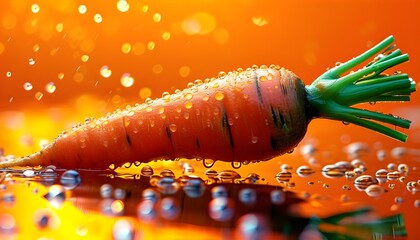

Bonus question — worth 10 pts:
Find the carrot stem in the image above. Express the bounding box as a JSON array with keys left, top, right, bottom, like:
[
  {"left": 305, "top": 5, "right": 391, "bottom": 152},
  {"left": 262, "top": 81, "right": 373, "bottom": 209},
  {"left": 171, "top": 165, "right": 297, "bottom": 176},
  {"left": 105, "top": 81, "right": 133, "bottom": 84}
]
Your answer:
[{"left": 306, "top": 36, "right": 416, "bottom": 142}]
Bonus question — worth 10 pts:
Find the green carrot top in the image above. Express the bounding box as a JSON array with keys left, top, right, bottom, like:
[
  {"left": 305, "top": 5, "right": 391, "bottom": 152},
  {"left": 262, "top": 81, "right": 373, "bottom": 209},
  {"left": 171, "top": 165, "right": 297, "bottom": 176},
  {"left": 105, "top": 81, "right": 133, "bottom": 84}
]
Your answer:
[{"left": 306, "top": 35, "right": 416, "bottom": 142}]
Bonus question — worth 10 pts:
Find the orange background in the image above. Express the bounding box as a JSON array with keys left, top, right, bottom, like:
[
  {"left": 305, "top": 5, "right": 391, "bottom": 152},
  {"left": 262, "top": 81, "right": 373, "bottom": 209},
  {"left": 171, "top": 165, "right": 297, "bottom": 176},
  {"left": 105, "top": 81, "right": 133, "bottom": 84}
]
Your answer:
[{"left": 0, "top": 0, "right": 419, "bottom": 238}]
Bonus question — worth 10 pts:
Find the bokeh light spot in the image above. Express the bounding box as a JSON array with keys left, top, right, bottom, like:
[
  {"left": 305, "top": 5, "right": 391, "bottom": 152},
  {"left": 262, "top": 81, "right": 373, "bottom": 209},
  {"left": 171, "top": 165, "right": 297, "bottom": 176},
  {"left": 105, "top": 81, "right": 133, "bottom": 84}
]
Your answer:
[
  {"left": 179, "top": 66, "right": 190, "bottom": 78},
  {"left": 121, "top": 43, "right": 131, "bottom": 54},
  {"left": 100, "top": 66, "right": 112, "bottom": 78},
  {"left": 120, "top": 73, "right": 134, "bottom": 87},
  {"left": 139, "top": 87, "right": 152, "bottom": 99},
  {"left": 116, "top": 0, "right": 130, "bottom": 13}
]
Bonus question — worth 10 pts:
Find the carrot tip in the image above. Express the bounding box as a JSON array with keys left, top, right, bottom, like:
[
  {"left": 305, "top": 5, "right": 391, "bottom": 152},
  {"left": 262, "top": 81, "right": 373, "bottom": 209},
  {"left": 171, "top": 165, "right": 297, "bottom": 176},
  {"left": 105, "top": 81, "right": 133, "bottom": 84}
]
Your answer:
[{"left": 306, "top": 36, "right": 416, "bottom": 142}]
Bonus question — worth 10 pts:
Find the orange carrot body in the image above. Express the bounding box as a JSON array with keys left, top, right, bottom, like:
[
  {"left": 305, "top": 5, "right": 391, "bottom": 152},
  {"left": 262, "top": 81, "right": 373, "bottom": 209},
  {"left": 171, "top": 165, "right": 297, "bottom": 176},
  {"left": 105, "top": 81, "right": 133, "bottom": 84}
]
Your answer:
[{"left": 1, "top": 67, "right": 309, "bottom": 169}]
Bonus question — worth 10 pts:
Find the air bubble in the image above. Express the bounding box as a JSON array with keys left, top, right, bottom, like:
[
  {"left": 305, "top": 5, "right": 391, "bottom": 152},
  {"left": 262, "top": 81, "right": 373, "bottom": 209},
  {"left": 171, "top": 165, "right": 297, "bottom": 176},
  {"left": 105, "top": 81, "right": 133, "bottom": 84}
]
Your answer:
[
  {"left": 6, "top": 72, "right": 12, "bottom": 77},
  {"left": 29, "top": 58, "right": 35, "bottom": 65}
]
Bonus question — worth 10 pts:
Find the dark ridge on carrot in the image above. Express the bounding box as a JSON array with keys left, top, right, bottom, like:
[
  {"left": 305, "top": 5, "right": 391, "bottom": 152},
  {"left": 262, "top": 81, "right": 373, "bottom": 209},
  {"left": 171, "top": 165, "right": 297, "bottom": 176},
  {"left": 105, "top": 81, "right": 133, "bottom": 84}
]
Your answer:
[
  {"left": 221, "top": 108, "right": 235, "bottom": 148},
  {"left": 254, "top": 74, "right": 264, "bottom": 104}
]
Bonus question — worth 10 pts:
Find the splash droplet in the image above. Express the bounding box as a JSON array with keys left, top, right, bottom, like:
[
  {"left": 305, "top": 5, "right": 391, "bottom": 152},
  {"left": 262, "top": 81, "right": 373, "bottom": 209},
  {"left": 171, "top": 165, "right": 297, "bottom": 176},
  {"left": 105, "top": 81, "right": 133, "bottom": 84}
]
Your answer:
[
  {"left": 78, "top": 5, "right": 87, "bottom": 14},
  {"left": 23, "top": 82, "right": 33, "bottom": 91},
  {"left": 152, "top": 13, "right": 162, "bottom": 22},
  {"left": 94, "top": 14, "right": 103, "bottom": 23},
  {"left": 116, "top": 0, "right": 130, "bottom": 12},
  {"left": 45, "top": 82, "right": 56, "bottom": 93},
  {"left": 31, "top": 4, "right": 40, "bottom": 13},
  {"left": 100, "top": 66, "right": 112, "bottom": 78},
  {"left": 120, "top": 73, "right": 134, "bottom": 87}
]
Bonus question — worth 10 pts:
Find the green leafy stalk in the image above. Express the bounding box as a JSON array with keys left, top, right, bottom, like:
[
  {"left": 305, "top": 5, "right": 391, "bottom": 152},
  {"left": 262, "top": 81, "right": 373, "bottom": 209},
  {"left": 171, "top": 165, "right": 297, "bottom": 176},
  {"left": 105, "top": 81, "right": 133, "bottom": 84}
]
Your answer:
[{"left": 306, "top": 35, "right": 416, "bottom": 142}]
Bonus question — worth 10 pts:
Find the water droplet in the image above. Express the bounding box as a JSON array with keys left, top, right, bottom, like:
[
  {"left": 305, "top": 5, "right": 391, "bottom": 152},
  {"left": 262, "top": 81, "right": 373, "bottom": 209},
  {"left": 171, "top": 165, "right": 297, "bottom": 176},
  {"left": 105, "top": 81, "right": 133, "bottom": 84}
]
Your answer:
[
  {"left": 365, "top": 184, "right": 386, "bottom": 198},
  {"left": 114, "top": 188, "right": 126, "bottom": 200},
  {"left": 100, "top": 66, "right": 112, "bottom": 78},
  {"left": 204, "top": 168, "right": 218, "bottom": 178},
  {"left": 137, "top": 200, "right": 157, "bottom": 222},
  {"left": 398, "top": 163, "right": 409, "bottom": 175},
  {"left": 238, "top": 188, "right": 256, "bottom": 205},
  {"left": 60, "top": 170, "right": 81, "bottom": 190},
  {"left": 280, "top": 164, "right": 293, "bottom": 171},
  {"left": 0, "top": 213, "right": 17, "bottom": 234},
  {"left": 31, "top": 4, "right": 40, "bottom": 13},
  {"left": 231, "top": 161, "right": 241, "bottom": 169},
  {"left": 142, "top": 188, "right": 159, "bottom": 203},
  {"left": 208, "top": 197, "right": 234, "bottom": 222},
  {"left": 387, "top": 163, "right": 397, "bottom": 171},
  {"left": 270, "top": 189, "right": 285, "bottom": 204},
  {"left": 120, "top": 73, "right": 134, "bottom": 87},
  {"left": 251, "top": 136, "right": 258, "bottom": 144},
  {"left": 78, "top": 5, "right": 87, "bottom": 14},
  {"left": 387, "top": 171, "right": 401, "bottom": 181},
  {"left": 153, "top": 13, "right": 162, "bottom": 22},
  {"left": 147, "top": 41, "right": 155, "bottom": 50},
  {"left": 162, "top": 31, "right": 171, "bottom": 40},
  {"left": 395, "top": 196, "right": 404, "bottom": 204},
  {"left": 44, "top": 82, "right": 56, "bottom": 93},
  {"left": 235, "top": 214, "right": 269, "bottom": 240},
  {"left": 156, "top": 177, "right": 179, "bottom": 195},
  {"left": 275, "top": 171, "right": 292, "bottom": 183},
  {"left": 217, "top": 170, "right": 241, "bottom": 183},
  {"left": 160, "top": 169, "right": 175, "bottom": 178},
  {"left": 185, "top": 93, "right": 193, "bottom": 100},
  {"left": 375, "top": 169, "right": 388, "bottom": 183},
  {"left": 214, "top": 91, "right": 224, "bottom": 100},
  {"left": 140, "top": 165, "right": 154, "bottom": 177},
  {"left": 414, "top": 200, "right": 420, "bottom": 208},
  {"left": 6, "top": 71, "right": 12, "bottom": 78},
  {"left": 218, "top": 71, "right": 227, "bottom": 78},
  {"left": 184, "top": 101, "right": 193, "bottom": 109},
  {"left": 93, "top": 13, "right": 103, "bottom": 23},
  {"left": 112, "top": 219, "right": 134, "bottom": 240},
  {"left": 183, "top": 177, "right": 205, "bottom": 198},
  {"left": 296, "top": 165, "right": 315, "bottom": 177},
  {"left": 322, "top": 164, "right": 346, "bottom": 178},
  {"left": 23, "top": 169, "right": 36, "bottom": 177},
  {"left": 116, "top": 0, "right": 130, "bottom": 12},
  {"left": 354, "top": 175, "right": 378, "bottom": 191},
  {"left": 158, "top": 197, "right": 179, "bottom": 220},
  {"left": 34, "top": 91, "right": 43, "bottom": 100},
  {"left": 23, "top": 82, "right": 33, "bottom": 91},
  {"left": 44, "top": 185, "right": 65, "bottom": 208},
  {"left": 100, "top": 184, "right": 113, "bottom": 198}
]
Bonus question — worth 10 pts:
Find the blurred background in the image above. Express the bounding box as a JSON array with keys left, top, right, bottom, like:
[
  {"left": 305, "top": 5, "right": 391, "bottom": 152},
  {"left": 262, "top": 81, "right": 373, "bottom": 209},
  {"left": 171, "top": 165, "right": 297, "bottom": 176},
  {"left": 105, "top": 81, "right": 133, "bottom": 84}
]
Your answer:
[{"left": 0, "top": 0, "right": 419, "bottom": 238}]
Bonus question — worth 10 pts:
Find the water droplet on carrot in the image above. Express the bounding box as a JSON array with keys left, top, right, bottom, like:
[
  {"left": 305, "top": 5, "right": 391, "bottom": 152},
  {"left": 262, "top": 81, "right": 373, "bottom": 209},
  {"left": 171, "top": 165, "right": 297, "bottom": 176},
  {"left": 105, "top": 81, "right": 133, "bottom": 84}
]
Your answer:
[
  {"left": 140, "top": 165, "right": 154, "bottom": 177},
  {"left": 214, "top": 92, "right": 224, "bottom": 101},
  {"left": 169, "top": 124, "right": 177, "bottom": 133},
  {"left": 184, "top": 101, "right": 193, "bottom": 109},
  {"left": 251, "top": 136, "right": 258, "bottom": 143},
  {"left": 203, "top": 159, "right": 215, "bottom": 168}
]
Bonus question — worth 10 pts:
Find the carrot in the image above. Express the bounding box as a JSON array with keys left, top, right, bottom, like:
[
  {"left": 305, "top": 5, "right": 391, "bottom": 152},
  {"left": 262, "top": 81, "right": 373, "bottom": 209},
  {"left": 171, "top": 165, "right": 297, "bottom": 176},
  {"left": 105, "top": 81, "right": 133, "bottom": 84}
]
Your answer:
[{"left": 0, "top": 36, "right": 415, "bottom": 169}]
